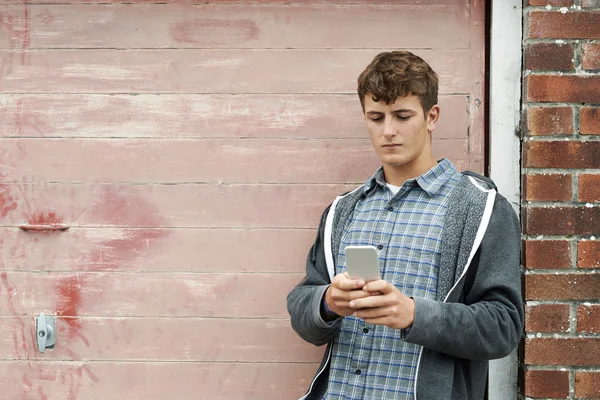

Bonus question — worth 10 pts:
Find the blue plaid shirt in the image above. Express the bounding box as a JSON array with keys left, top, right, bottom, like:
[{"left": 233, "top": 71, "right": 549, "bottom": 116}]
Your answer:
[{"left": 324, "top": 159, "right": 462, "bottom": 400}]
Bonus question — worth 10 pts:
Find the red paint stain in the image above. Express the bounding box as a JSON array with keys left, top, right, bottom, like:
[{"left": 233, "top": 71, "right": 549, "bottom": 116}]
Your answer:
[
  {"left": 87, "top": 186, "right": 168, "bottom": 271},
  {"left": 55, "top": 275, "right": 82, "bottom": 329},
  {"left": 0, "top": 184, "right": 18, "bottom": 218},
  {"left": 0, "top": 272, "right": 17, "bottom": 315},
  {"left": 0, "top": 6, "right": 31, "bottom": 57},
  {"left": 37, "top": 387, "right": 48, "bottom": 400},
  {"left": 170, "top": 18, "right": 259, "bottom": 45},
  {"left": 27, "top": 211, "right": 63, "bottom": 225},
  {"left": 88, "top": 228, "right": 164, "bottom": 271}
]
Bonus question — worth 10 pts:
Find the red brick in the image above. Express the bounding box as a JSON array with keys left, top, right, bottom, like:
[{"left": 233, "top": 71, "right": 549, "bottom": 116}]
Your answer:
[
  {"left": 527, "top": 75, "right": 600, "bottom": 103},
  {"left": 526, "top": 304, "right": 571, "bottom": 332},
  {"left": 579, "top": 175, "right": 600, "bottom": 203},
  {"left": 523, "top": 141, "right": 600, "bottom": 169},
  {"left": 525, "top": 174, "right": 572, "bottom": 201},
  {"left": 526, "top": 338, "right": 600, "bottom": 365},
  {"left": 578, "top": 305, "right": 600, "bottom": 332},
  {"left": 529, "top": 11, "right": 600, "bottom": 39},
  {"left": 576, "top": 372, "right": 600, "bottom": 398},
  {"left": 583, "top": 43, "right": 600, "bottom": 70},
  {"left": 583, "top": 0, "right": 600, "bottom": 7},
  {"left": 526, "top": 42, "right": 575, "bottom": 71},
  {"left": 525, "top": 207, "right": 600, "bottom": 235},
  {"left": 580, "top": 107, "right": 600, "bottom": 135},
  {"left": 578, "top": 241, "right": 600, "bottom": 268},
  {"left": 529, "top": 0, "right": 572, "bottom": 5},
  {"left": 527, "top": 107, "right": 574, "bottom": 135},
  {"left": 525, "top": 370, "right": 570, "bottom": 398},
  {"left": 525, "top": 240, "right": 572, "bottom": 269},
  {"left": 526, "top": 274, "right": 600, "bottom": 300}
]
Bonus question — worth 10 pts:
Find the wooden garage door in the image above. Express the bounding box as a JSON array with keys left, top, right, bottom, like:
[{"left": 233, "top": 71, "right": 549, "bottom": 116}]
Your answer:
[{"left": 0, "top": 1, "right": 485, "bottom": 398}]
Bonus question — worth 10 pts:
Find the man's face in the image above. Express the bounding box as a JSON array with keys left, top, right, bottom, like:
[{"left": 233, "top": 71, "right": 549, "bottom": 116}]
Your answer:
[{"left": 363, "top": 93, "right": 439, "bottom": 172}]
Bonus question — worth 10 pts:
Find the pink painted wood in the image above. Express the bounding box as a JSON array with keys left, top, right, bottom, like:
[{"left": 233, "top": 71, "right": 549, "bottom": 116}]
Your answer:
[
  {"left": 2, "top": 0, "right": 469, "bottom": 5},
  {"left": 0, "top": 49, "right": 470, "bottom": 94},
  {"left": 0, "top": 271, "right": 301, "bottom": 317},
  {"left": 0, "top": 317, "right": 324, "bottom": 362},
  {"left": 0, "top": 361, "right": 317, "bottom": 399},
  {"left": 0, "top": 183, "right": 354, "bottom": 228},
  {"left": 0, "top": 138, "right": 469, "bottom": 183},
  {"left": 0, "top": 4, "right": 469, "bottom": 49},
  {"left": 0, "top": 1, "right": 486, "bottom": 397},
  {"left": 0, "top": 94, "right": 469, "bottom": 139},
  {"left": 0, "top": 228, "right": 315, "bottom": 273}
]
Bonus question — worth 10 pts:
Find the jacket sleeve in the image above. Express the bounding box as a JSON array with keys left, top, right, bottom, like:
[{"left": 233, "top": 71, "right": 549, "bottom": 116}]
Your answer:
[
  {"left": 403, "top": 196, "right": 524, "bottom": 360},
  {"left": 286, "top": 205, "right": 343, "bottom": 346}
]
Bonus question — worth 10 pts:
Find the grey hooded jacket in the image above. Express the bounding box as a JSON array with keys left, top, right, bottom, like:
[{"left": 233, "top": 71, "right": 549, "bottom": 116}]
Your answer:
[{"left": 286, "top": 172, "right": 524, "bottom": 400}]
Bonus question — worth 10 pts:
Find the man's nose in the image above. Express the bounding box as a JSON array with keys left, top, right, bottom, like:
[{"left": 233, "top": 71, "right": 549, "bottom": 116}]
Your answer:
[{"left": 382, "top": 118, "right": 396, "bottom": 137}]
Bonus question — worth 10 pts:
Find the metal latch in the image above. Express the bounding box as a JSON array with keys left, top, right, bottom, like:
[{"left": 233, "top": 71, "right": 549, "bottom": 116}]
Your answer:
[{"left": 36, "top": 313, "right": 55, "bottom": 353}]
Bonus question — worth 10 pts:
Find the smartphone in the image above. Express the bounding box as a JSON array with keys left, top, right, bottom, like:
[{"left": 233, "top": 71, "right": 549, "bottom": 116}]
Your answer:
[{"left": 344, "top": 245, "right": 381, "bottom": 282}]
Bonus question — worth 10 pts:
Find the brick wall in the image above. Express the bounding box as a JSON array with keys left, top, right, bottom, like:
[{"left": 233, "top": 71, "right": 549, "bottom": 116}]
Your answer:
[{"left": 523, "top": 1, "right": 600, "bottom": 398}]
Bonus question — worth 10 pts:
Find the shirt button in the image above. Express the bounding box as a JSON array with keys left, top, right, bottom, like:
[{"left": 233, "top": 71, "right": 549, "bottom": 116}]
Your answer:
[
  {"left": 363, "top": 327, "right": 369, "bottom": 333},
  {"left": 387, "top": 206, "right": 394, "bottom": 211},
  {"left": 355, "top": 369, "right": 361, "bottom": 375},
  {"left": 377, "top": 244, "right": 383, "bottom": 250}
]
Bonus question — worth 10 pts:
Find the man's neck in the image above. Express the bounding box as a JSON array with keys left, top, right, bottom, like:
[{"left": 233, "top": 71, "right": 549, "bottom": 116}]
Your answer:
[{"left": 382, "top": 158, "right": 438, "bottom": 186}]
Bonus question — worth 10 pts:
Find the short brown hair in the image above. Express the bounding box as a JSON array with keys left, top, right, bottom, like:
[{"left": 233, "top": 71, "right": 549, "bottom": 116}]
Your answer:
[{"left": 357, "top": 51, "right": 439, "bottom": 114}]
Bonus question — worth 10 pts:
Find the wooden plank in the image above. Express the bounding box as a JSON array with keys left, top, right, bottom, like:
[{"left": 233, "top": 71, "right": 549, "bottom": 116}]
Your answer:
[
  {"left": 0, "top": 228, "right": 315, "bottom": 273},
  {"left": 0, "top": 49, "right": 470, "bottom": 94},
  {"left": 0, "top": 271, "right": 303, "bottom": 317},
  {"left": 0, "top": 361, "right": 316, "bottom": 400},
  {"left": 2, "top": 0, "right": 469, "bottom": 5},
  {"left": 0, "top": 4, "right": 469, "bottom": 50},
  {"left": 0, "top": 138, "right": 470, "bottom": 183},
  {"left": 0, "top": 94, "right": 469, "bottom": 140},
  {"left": 0, "top": 317, "right": 323, "bottom": 362},
  {"left": 0, "top": 183, "right": 351, "bottom": 228},
  {"left": 0, "top": 138, "right": 380, "bottom": 184},
  {"left": 466, "top": 0, "right": 486, "bottom": 173}
]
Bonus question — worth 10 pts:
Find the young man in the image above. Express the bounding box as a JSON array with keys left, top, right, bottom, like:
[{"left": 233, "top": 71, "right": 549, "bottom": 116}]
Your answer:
[{"left": 287, "top": 51, "right": 523, "bottom": 400}]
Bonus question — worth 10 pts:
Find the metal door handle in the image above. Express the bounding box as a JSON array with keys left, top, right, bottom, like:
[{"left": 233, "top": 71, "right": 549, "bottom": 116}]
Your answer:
[
  {"left": 36, "top": 313, "right": 55, "bottom": 353},
  {"left": 19, "top": 224, "right": 69, "bottom": 232}
]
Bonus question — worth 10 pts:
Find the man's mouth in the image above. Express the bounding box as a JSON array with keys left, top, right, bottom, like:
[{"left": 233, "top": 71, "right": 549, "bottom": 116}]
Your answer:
[{"left": 382, "top": 144, "right": 402, "bottom": 147}]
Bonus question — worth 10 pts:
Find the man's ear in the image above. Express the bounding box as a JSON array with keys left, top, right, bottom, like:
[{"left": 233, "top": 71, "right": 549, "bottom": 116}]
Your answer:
[{"left": 427, "top": 105, "right": 440, "bottom": 133}]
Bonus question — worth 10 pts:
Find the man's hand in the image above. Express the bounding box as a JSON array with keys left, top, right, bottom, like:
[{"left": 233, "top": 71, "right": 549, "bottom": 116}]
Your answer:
[
  {"left": 349, "top": 280, "right": 415, "bottom": 329},
  {"left": 325, "top": 273, "right": 373, "bottom": 317}
]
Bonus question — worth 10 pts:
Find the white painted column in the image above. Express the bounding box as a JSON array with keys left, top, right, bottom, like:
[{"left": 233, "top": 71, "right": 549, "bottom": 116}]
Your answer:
[{"left": 488, "top": 0, "right": 523, "bottom": 399}]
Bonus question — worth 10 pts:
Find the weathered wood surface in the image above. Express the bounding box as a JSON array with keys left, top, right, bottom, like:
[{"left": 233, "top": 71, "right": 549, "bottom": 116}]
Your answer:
[
  {"left": 2, "top": 0, "right": 468, "bottom": 5},
  {"left": 0, "top": 4, "right": 469, "bottom": 49},
  {"left": 0, "top": 183, "right": 352, "bottom": 228},
  {"left": 0, "top": 271, "right": 301, "bottom": 317},
  {"left": 0, "top": 138, "right": 469, "bottom": 183},
  {"left": 0, "top": 49, "right": 470, "bottom": 94},
  {"left": 0, "top": 316, "right": 323, "bottom": 362},
  {"left": 0, "top": 94, "right": 469, "bottom": 139},
  {"left": 0, "top": 361, "right": 317, "bottom": 399},
  {"left": 0, "top": 228, "right": 314, "bottom": 273},
  {"left": 0, "top": 1, "right": 485, "bottom": 398}
]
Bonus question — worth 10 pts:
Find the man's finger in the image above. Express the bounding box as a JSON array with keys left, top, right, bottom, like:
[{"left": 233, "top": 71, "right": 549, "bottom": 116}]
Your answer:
[
  {"left": 349, "top": 294, "right": 392, "bottom": 309},
  {"left": 337, "top": 276, "right": 366, "bottom": 290},
  {"left": 353, "top": 306, "right": 395, "bottom": 319},
  {"left": 362, "top": 279, "right": 393, "bottom": 293}
]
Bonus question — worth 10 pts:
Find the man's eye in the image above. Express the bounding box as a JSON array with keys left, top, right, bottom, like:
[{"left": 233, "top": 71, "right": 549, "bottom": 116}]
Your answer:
[
  {"left": 397, "top": 115, "right": 410, "bottom": 121},
  {"left": 370, "top": 117, "right": 383, "bottom": 122}
]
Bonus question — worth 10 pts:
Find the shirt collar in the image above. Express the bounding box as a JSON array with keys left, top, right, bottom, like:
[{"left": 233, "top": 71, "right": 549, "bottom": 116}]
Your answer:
[{"left": 363, "top": 158, "right": 457, "bottom": 197}]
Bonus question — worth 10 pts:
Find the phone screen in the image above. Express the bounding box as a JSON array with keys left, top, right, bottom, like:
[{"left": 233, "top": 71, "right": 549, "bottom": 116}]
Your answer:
[{"left": 344, "top": 245, "right": 381, "bottom": 282}]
